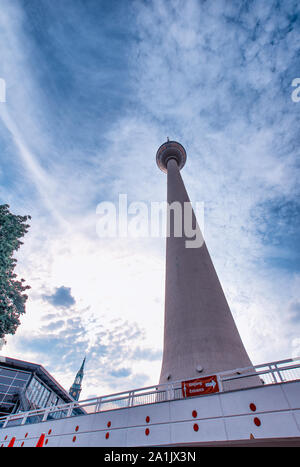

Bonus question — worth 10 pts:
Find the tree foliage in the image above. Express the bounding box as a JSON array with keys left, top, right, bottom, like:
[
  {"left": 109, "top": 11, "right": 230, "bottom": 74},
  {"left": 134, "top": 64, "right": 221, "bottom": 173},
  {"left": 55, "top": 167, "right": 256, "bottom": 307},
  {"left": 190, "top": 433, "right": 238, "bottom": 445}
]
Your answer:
[{"left": 0, "top": 204, "right": 31, "bottom": 341}]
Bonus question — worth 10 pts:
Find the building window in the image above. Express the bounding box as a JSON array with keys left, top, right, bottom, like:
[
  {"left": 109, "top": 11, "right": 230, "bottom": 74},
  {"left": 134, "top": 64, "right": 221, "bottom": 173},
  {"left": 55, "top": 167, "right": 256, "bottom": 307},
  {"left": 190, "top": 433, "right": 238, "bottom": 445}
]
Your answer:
[
  {"left": 0, "top": 366, "right": 30, "bottom": 417},
  {"left": 25, "top": 377, "right": 50, "bottom": 409}
]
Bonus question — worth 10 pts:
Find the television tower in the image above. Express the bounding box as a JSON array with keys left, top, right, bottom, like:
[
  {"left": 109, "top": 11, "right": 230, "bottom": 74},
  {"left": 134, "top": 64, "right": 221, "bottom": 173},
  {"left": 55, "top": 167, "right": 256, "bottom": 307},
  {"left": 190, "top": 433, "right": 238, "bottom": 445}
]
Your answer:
[{"left": 156, "top": 140, "right": 256, "bottom": 387}]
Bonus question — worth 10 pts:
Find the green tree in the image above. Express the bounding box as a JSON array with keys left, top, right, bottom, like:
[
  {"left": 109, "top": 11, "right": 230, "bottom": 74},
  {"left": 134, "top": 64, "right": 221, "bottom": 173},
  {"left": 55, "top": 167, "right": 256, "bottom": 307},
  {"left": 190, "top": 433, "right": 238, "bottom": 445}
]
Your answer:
[{"left": 0, "top": 204, "right": 31, "bottom": 342}]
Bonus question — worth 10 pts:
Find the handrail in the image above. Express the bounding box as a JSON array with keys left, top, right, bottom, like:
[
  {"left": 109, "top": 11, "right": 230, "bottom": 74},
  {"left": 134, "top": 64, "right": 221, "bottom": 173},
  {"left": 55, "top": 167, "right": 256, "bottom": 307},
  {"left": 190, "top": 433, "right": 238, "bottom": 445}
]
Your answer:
[{"left": 1, "top": 356, "right": 299, "bottom": 428}]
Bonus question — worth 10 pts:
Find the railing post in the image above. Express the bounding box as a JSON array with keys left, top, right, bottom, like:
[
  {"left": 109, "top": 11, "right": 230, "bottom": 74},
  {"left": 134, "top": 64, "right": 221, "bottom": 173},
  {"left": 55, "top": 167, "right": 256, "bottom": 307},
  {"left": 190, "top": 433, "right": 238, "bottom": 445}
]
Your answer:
[
  {"left": 2, "top": 416, "right": 9, "bottom": 428},
  {"left": 42, "top": 408, "right": 49, "bottom": 422},
  {"left": 95, "top": 397, "right": 102, "bottom": 413},
  {"left": 217, "top": 375, "right": 223, "bottom": 393},
  {"left": 270, "top": 364, "right": 278, "bottom": 383},
  {"left": 67, "top": 403, "right": 75, "bottom": 417},
  {"left": 21, "top": 413, "right": 28, "bottom": 425},
  {"left": 128, "top": 391, "right": 134, "bottom": 407},
  {"left": 169, "top": 383, "right": 176, "bottom": 401},
  {"left": 274, "top": 363, "right": 284, "bottom": 382}
]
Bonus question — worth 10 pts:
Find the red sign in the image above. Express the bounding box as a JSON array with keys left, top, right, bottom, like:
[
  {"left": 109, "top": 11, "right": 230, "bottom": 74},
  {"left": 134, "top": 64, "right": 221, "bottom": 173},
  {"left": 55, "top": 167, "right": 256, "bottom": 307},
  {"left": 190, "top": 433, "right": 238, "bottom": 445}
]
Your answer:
[{"left": 181, "top": 375, "right": 219, "bottom": 398}]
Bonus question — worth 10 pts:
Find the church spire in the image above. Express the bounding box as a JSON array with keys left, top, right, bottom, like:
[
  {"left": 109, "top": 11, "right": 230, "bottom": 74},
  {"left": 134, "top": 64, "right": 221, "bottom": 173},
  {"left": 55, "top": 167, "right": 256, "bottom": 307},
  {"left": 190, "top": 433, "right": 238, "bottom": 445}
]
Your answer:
[{"left": 69, "top": 357, "right": 86, "bottom": 401}]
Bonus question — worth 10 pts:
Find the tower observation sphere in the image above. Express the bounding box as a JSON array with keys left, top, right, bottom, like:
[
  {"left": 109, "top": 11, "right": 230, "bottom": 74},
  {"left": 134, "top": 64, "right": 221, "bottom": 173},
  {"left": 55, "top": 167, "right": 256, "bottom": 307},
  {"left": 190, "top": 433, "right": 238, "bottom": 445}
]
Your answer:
[{"left": 156, "top": 140, "right": 186, "bottom": 173}]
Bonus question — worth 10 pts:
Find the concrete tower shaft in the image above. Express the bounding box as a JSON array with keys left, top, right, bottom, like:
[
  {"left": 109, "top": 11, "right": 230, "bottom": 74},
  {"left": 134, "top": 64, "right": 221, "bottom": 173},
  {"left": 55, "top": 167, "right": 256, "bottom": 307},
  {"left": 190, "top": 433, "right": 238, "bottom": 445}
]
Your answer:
[{"left": 157, "top": 141, "right": 255, "bottom": 386}]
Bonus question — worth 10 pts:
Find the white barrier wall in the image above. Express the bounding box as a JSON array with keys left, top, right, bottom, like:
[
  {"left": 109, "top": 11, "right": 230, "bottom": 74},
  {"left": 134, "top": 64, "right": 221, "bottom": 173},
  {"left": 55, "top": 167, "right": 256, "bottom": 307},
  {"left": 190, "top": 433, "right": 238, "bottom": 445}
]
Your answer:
[{"left": 1, "top": 380, "right": 300, "bottom": 447}]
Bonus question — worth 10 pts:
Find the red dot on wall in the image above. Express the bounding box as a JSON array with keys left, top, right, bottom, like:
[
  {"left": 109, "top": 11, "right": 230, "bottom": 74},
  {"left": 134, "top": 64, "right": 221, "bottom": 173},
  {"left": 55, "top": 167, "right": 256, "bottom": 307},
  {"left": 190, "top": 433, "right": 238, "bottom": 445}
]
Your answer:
[
  {"left": 72, "top": 436, "right": 76, "bottom": 442},
  {"left": 4, "top": 436, "right": 7, "bottom": 440},
  {"left": 105, "top": 432, "right": 110, "bottom": 439},
  {"left": 254, "top": 417, "right": 261, "bottom": 426},
  {"left": 193, "top": 423, "right": 199, "bottom": 432},
  {"left": 146, "top": 416, "right": 150, "bottom": 423},
  {"left": 249, "top": 403, "right": 256, "bottom": 412},
  {"left": 145, "top": 428, "right": 150, "bottom": 436},
  {"left": 192, "top": 410, "right": 197, "bottom": 418},
  {"left": 75, "top": 425, "right": 79, "bottom": 432},
  {"left": 21, "top": 441, "right": 24, "bottom": 447},
  {"left": 107, "top": 421, "right": 111, "bottom": 428},
  {"left": 25, "top": 433, "right": 28, "bottom": 438},
  {"left": 48, "top": 429, "right": 52, "bottom": 435},
  {"left": 45, "top": 439, "right": 48, "bottom": 445}
]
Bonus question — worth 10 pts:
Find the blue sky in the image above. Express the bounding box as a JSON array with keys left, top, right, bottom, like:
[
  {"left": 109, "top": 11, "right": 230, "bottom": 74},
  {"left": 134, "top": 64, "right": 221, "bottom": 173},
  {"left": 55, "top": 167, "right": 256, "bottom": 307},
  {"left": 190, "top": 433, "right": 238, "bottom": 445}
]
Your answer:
[{"left": 0, "top": 0, "right": 299, "bottom": 399}]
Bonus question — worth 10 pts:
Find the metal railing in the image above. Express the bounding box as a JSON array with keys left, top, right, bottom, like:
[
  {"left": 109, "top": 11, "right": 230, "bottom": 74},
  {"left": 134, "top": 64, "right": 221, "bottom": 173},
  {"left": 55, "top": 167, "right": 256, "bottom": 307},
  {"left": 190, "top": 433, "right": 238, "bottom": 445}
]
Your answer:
[{"left": 1, "top": 356, "right": 299, "bottom": 429}]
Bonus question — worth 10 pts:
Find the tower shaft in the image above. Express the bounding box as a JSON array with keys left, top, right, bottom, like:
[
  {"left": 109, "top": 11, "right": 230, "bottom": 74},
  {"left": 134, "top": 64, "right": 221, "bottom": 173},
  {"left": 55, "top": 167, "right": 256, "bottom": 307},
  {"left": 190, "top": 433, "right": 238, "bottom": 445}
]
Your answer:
[{"left": 159, "top": 153, "right": 256, "bottom": 386}]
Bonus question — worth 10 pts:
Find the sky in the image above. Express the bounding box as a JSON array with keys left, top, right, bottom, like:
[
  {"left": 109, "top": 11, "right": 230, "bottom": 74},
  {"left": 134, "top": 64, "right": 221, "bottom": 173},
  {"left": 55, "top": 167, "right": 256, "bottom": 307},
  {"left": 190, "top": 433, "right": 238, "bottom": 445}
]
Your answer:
[{"left": 0, "top": 0, "right": 299, "bottom": 400}]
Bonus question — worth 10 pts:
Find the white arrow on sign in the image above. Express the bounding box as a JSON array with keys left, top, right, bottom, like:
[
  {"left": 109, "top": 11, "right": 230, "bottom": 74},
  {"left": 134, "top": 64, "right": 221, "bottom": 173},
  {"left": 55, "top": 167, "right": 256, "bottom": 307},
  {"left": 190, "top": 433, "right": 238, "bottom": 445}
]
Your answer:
[{"left": 205, "top": 379, "right": 216, "bottom": 389}]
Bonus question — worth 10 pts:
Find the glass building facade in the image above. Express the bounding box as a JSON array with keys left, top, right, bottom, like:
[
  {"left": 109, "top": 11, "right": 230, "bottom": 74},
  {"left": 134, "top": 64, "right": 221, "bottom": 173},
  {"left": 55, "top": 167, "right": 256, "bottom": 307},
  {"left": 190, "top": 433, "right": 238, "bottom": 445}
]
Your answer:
[
  {"left": 25, "top": 377, "right": 51, "bottom": 410},
  {"left": 0, "top": 367, "right": 31, "bottom": 417},
  {"left": 0, "top": 357, "right": 74, "bottom": 419}
]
